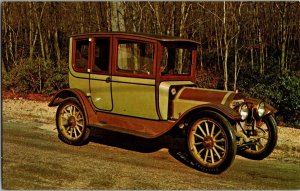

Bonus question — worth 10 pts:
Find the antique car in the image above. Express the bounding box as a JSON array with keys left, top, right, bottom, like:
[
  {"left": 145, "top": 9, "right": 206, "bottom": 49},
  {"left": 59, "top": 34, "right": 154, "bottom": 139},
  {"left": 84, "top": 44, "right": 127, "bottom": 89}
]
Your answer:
[{"left": 49, "top": 32, "right": 278, "bottom": 174}]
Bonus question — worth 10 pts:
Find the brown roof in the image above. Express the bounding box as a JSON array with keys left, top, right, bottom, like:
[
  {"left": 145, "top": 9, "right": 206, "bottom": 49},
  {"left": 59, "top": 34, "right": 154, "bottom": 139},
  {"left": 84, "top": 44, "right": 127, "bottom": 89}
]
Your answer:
[{"left": 71, "top": 32, "right": 200, "bottom": 45}]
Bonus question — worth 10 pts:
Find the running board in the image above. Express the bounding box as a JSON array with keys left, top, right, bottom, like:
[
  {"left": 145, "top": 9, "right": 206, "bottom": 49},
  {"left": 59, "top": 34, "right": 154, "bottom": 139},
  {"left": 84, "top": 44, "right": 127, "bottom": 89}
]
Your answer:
[{"left": 89, "top": 122, "right": 153, "bottom": 138}]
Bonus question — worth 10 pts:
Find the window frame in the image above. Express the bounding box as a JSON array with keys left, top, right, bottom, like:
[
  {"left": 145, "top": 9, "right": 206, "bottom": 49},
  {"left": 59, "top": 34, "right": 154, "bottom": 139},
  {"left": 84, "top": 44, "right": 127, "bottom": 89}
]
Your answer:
[
  {"left": 72, "top": 37, "right": 91, "bottom": 73},
  {"left": 112, "top": 36, "right": 157, "bottom": 79},
  {"left": 158, "top": 42, "right": 197, "bottom": 82},
  {"left": 90, "top": 35, "right": 112, "bottom": 75}
]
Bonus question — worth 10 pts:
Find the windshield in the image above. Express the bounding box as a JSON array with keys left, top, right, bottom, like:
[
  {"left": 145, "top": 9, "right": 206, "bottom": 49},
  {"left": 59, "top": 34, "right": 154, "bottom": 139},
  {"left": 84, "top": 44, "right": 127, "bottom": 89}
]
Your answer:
[{"left": 161, "top": 44, "right": 194, "bottom": 76}]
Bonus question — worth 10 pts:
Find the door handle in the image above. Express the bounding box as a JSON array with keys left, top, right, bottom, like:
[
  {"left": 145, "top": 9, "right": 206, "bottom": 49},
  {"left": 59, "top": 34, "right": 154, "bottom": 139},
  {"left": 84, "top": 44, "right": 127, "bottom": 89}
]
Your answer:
[{"left": 105, "top": 77, "right": 111, "bottom": 83}]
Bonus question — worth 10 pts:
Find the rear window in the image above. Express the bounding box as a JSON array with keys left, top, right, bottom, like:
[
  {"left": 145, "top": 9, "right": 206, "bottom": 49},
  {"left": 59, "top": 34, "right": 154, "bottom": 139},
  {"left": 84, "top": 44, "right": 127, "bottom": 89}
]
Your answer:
[{"left": 74, "top": 39, "right": 89, "bottom": 71}]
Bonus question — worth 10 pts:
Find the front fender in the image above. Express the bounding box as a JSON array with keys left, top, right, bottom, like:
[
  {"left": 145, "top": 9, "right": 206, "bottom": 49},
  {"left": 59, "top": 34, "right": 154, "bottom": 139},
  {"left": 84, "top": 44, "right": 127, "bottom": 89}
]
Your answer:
[
  {"left": 244, "top": 98, "right": 278, "bottom": 117},
  {"left": 48, "top": 88, "right": 98, "bottom": 124},
  {"left": 174, "top": 104, "right": 241, "bottom": 124}
]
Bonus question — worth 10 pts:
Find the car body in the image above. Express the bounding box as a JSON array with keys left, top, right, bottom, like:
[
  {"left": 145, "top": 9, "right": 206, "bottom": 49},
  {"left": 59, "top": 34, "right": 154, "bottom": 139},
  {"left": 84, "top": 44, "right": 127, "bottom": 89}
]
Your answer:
[{"left": 49, "top": 32, "right": 278, "bottom": 174}]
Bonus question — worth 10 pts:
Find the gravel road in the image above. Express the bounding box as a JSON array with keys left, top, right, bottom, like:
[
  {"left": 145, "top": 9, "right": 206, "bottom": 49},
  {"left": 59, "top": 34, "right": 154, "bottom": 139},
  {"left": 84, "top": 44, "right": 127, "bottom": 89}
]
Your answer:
[{"left": 2, "top": 99, "right": 300, "bottom": 189}]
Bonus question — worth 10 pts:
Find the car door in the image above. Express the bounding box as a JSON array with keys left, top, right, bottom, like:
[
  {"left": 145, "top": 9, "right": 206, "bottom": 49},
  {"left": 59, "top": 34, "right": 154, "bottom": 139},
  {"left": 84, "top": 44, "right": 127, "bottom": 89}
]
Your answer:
[
  {"left": 89, "top": 36, "right": 113, "bottom": 111},
  {"left": 111, "top": 36, "right": 159, "bottom": 120}
]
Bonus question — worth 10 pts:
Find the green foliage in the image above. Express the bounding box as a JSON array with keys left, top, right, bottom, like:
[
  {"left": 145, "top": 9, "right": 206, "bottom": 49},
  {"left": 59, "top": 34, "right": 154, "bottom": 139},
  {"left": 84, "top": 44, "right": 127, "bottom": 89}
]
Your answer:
[
  {"left": 2, "top": 58, "right": 69, "bottom": 95},
  {"left": 196, "top": 65, "right": 300, "bottom": 127},
  {"left": 196, "top": 68, "right": 222, "bottom": 89},
  {"left": 43, "top": 60, "right": 69, "bottom": 94},
  {"left": 239, "top": 71, "right": 300, "bottom": 128},
  {"left": 2, "top": 69, "right": 13, "bottom": 91},
  {"left": 5, "top": 59, "right": 42, "bottom": 94}
]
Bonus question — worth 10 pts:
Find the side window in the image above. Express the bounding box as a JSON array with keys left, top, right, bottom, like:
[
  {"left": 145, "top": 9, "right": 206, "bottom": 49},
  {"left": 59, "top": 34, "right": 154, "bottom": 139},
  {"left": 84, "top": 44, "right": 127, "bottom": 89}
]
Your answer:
[
  {"left": 117, "top": 40, "right": 154, "bottom": 75},
  {"left": 93, "top": 38, "right": 110, "bottom": 73},
  {"left": 75, "top": 39, "right": 89, "bottom": 70}
]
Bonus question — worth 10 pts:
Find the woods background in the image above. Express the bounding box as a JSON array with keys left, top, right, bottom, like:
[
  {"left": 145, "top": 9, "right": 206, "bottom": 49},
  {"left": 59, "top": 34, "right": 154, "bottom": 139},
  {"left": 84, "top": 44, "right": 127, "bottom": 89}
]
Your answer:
[{"left": 1, "top": 2, "right": 299, "bottom": 127}]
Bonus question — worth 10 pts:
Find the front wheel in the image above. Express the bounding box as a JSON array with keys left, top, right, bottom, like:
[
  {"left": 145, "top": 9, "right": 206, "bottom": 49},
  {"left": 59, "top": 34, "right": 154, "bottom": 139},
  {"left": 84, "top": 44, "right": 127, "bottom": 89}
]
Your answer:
[
  {"left": 238, "top": 115, "right": 277, "bottom": 160},
  {"left": 186, "top": 111, "right": 237, "bottom": 174},
  {"left": 56, "top": 98, "right": 90, "bottom": 145}
]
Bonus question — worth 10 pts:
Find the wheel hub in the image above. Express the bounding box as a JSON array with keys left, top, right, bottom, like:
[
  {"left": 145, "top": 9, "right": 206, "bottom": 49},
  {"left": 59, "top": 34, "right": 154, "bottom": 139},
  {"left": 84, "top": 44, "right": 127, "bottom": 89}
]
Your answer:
[
  {"left": 67, "top": 116, "right": 76, "bottom": 127},
  {"left": 203, "top": 136, "right": 214, "bottom": 149}
]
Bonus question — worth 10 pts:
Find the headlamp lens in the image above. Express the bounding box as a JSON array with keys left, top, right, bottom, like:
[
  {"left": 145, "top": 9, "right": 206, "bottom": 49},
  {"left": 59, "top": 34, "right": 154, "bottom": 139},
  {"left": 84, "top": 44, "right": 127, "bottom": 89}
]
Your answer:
[
  {"left": 240, "top": 104, "right": 249, "bottom": 120},
  {"left": 257, "top": 102, "right": 265, "bottom": 117}
]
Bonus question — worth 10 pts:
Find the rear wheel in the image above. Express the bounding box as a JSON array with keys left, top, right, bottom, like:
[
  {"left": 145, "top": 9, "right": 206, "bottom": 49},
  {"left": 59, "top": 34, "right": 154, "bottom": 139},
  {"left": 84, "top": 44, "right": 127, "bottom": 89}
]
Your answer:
[
  {"left": 56, "top": 98, "right": 90, "bottom": 145},
  {"left": 186, "top": 111, "right": 237, "bottom": 174}
]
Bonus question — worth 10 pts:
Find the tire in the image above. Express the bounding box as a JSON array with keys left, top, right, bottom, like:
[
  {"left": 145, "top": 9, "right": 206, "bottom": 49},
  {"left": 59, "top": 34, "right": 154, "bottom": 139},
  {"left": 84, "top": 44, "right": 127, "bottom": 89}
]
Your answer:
[
  {"left": 238, "top": 115, "right": 277, "bottom": 160},
  {"left": 186, "top": 111, "right": 237, "bottom": 174},
  {"left": 56, "top": 97, "right": 90, "bottom": 145}
]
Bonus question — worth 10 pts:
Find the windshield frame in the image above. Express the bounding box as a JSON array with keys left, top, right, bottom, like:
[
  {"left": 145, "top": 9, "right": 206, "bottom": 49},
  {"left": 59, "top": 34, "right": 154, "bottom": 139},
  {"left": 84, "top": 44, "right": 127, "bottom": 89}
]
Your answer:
[{"left": 158, "top": 42, "right": 197, "bottom": 81}]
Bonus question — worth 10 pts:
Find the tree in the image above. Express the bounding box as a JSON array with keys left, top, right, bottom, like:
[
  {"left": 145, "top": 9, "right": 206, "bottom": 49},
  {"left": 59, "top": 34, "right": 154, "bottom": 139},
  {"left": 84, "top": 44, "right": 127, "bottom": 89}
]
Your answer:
[
  {"left": 233, "top": 2, "right": 243, "bottom": 91},
  {"left": 222, "top": 2, "right": 229, "bottom": 91},
  {"left": 109, "top": 2, "right": 125, "bottom": 32}
]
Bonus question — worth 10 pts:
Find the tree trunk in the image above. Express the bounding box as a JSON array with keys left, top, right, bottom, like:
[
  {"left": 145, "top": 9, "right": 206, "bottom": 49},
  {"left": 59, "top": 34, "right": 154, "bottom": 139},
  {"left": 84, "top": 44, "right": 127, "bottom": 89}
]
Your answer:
[
  {"left": 250, "top": 47, "right": 253, "bottom": 70},
  {"left": 76, "top": 3, "right": 84, "bottom": 33},
  {"left": 179, "top": 2, "right": 188, "bottom": 37},
  {"left": 95, "top": 4, "right": 101, "bottom": 32},
  {"left": 2, "top": 3, "right": 9, "bottom": 71},
  {"left": 167, "top": 3, "right": 175, "bottom": 36},
  {"left": 234, "top": 36, "right": 239, "bottom": 91},
  {"left": 280, "top": 3, "right": 288, "bottom": 72},
  {"left": 258, "top": 29, "right": 264, "bottom": 74},
  {"left": 148, "top": 2, "right": 162, "bottom": 34},
  {"left": 233, "top": 3, "right": 242, "bottom": 91},
  {"left": 36, "top": 2, "right": 46, "bottom": 60},
  {"left": 100, "top": 3, "right": 109, "bottom": 31},
  {"left": 29, "top": 2, "right": 38, "bottom": 61},
  {"left": 54, "top": 28, "right": 61, "bottom": 63},
  {"left": 8, "top": 27, "right": 15, "bottom": 65},
  {"left": 110, "top": 2, "right": 126, "bottom": 32},
  {"left": 215, "top": 22, "right": 221, "bottom": 71},
  {"left": 199, "top": 38, "right": 203, "bottom": 69},
  {"left": 38, "top": 58, "right": 42, "bottom": 93},
  {"left": 255, "top": 4, "right": 264, "bottom": 74},
  {"left": 106, "top": 2, "right": 112, "bottom": 31},
  {"left": 223, "top": 2, "right": 228, "bottom": 91},
  {"left": 45, "top": 30, "right": 51, "bottom": 60},
  {"left": 223, "top": 45, "right": 229, "bottom": 91},
  {"left": 176, "top": 2, "right": 191, "bottom": 73}
]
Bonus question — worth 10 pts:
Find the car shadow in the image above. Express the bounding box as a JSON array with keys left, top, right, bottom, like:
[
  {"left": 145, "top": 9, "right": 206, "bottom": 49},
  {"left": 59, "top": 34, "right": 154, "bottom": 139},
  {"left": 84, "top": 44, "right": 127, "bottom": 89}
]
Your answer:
[
  {"left": 88, "top": 127, "right": 175, "bottom": 153},
  {"left": 88, "top": 127, "right": 201, "bottom": 171}
]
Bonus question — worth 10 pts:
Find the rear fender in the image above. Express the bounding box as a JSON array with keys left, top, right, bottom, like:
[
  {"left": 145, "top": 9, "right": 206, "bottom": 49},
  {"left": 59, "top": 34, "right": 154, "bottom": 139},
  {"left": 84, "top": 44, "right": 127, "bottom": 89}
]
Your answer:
[{"left": 48, "top": 88, "right": 98, "bottom": 124}]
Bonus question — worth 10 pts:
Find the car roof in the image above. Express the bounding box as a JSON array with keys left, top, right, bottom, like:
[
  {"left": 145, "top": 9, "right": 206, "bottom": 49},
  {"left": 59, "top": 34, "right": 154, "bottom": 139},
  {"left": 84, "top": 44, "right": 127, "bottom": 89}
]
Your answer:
[{"left": 71, "top": 32, "right": 200, "bottom": 45}]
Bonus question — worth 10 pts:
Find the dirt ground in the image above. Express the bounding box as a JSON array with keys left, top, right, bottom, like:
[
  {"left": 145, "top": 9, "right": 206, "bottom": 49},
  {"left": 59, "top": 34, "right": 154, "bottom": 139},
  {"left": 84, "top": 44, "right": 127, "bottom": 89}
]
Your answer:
[
  {"left": 2, "top": 98, "right": 300, "bottom": 160},
  {"left": 2, "top": 98, "right": 300, "bottom": 189}
]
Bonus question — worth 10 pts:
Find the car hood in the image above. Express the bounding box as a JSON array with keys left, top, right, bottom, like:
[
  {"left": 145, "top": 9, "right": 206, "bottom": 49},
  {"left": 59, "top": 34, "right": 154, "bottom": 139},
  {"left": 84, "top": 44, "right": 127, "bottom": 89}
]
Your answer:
[{"left": 176, "top": 87, "right": 238, "bottom": 106}]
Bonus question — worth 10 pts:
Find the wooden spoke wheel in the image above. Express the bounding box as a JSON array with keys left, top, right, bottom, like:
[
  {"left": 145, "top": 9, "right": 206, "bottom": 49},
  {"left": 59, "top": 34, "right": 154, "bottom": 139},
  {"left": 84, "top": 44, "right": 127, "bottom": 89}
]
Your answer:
[
  {"left": 56, "top": 98, "right": 90, "bottom": 145},
  {"left": 187, "top": 111, "right": 237, "bottom": 174}
]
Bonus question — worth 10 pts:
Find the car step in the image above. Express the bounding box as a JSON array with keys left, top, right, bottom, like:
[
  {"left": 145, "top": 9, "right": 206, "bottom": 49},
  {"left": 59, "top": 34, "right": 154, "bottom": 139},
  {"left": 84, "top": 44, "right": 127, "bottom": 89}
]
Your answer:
[{"left": 89, "top": 122, "right": 152, "bottom": 138}]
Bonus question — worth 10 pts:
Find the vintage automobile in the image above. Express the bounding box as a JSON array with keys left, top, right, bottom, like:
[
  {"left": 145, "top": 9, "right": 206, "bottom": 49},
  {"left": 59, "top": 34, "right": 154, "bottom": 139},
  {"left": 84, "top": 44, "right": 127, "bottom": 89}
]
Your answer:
[{"left": 49, "top": 32, "right": 278, "bottom": 174}]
